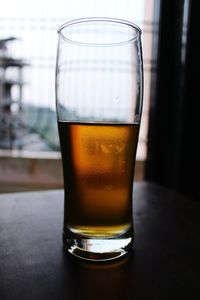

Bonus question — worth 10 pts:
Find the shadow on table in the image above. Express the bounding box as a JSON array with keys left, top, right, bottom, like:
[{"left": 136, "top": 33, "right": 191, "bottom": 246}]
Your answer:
[{"left": 61, "top": 251, "right": 145, "bottom": 300}]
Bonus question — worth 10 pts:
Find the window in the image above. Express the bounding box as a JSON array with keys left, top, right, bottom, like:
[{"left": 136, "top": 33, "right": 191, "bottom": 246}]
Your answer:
[{"left": 0, "top": 0, "right": 154, "bottom": 160}]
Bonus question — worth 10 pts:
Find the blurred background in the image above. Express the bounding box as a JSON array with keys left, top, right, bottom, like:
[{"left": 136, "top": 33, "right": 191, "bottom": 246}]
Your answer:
[
  {"left": 0, "top": 0, "right": 198, "bottom": 200},
  {"left": 0, "top": 0, "right": 154, "bottom": 192}
]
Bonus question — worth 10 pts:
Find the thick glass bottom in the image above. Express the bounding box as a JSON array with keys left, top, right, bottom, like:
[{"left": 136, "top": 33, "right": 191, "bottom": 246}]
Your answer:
[{"left": 63, "top": 228, "right": 133, "bottom": 261}]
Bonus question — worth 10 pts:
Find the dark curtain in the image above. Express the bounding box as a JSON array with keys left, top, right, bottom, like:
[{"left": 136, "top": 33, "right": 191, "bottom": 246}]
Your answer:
[{"left": 145, "top": 0, "right": 199, "bottom": 200}]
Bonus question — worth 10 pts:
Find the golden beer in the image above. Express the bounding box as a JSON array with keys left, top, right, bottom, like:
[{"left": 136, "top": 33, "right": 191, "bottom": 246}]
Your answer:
[
  {"left": 58, "top": 121, "right": 139, "bottom": 239},
  {"left": 56, "top": 18, "right": 143, "bottom": 260}
]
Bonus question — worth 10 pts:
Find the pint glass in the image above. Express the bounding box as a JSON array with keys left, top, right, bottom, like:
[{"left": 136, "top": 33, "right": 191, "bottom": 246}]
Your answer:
[{"left": 55, "top": 18, "right": 143, "bottom": 261}]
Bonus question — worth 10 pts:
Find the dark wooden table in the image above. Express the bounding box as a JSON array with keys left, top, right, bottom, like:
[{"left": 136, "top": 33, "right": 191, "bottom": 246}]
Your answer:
[{"left": 0, "top": 182, "right": 200, "bottom": 300}]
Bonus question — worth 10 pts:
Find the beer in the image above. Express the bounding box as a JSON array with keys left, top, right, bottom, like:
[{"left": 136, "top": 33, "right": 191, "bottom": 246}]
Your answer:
[{"left": 58, "top": 121, "right": 139, "bottom": 238}]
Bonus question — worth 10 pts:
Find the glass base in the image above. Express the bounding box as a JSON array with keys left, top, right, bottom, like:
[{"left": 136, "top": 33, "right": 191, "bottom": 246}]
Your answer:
[{"left": 63, "top": 229, "right": 133, "bottom": 261}]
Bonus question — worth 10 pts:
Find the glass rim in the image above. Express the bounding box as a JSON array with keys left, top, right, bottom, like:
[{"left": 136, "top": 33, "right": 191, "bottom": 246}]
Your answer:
[{"left": 57, "top": 17, "right": 142, "bottom": 47}]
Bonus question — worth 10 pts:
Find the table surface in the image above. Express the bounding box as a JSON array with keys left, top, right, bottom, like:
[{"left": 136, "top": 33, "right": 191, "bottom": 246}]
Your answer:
[{"left": 0, "top": 182, "right": 200, "bottom": 300}]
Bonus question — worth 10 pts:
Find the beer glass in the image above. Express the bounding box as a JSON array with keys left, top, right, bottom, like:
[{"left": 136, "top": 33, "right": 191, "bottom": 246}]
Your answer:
[{"left": 55, "top": 18, "right": 143, "bottom": 261}]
